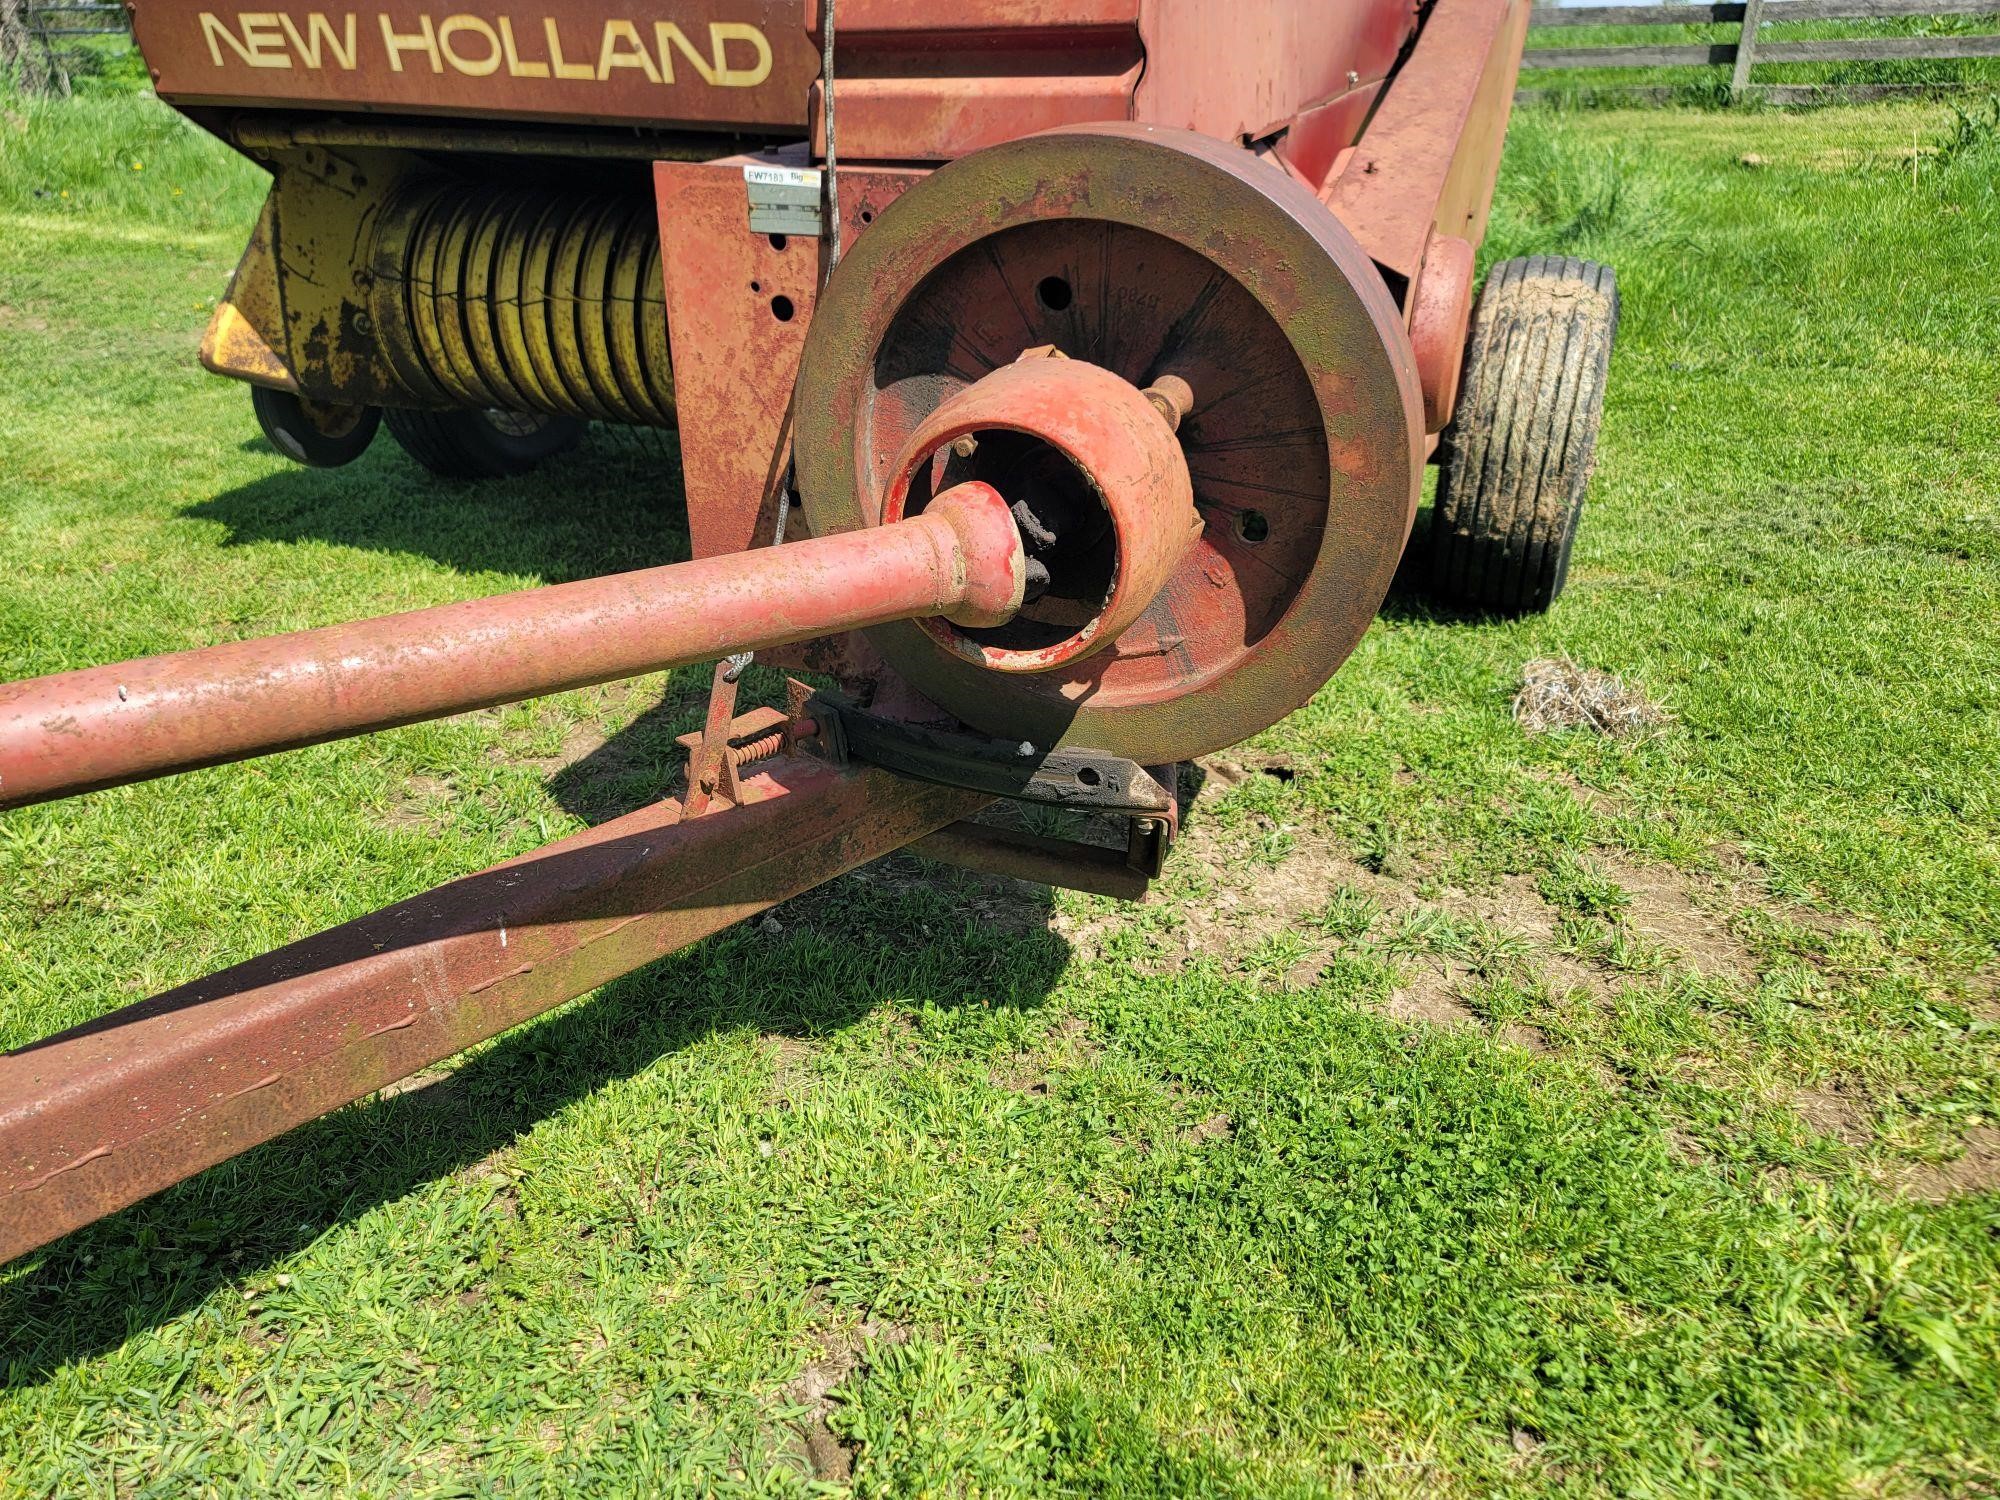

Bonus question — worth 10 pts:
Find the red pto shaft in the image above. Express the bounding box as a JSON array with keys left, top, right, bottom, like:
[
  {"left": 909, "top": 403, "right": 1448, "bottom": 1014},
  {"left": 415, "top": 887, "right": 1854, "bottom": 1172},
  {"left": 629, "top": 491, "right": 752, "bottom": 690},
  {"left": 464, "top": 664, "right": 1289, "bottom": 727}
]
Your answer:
[{"left": 0, "top": 482, "right": 1025, "bottom": 809}]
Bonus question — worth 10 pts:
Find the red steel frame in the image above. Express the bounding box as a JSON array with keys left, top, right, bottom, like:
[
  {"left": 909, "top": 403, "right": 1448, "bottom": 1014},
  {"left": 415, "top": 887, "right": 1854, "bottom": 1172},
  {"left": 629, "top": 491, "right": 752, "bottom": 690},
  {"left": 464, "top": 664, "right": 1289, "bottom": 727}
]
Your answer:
[{"left": 2, "top": 0, "right": 1534, "bottom": 1262}]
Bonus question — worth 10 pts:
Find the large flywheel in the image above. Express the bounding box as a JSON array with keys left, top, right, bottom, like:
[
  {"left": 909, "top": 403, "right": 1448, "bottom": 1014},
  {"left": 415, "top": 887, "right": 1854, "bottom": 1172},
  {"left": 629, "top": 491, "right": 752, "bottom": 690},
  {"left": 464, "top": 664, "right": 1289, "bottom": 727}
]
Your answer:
[{"left": 796, "top": 124, "right": 1424, "bottom": 765}]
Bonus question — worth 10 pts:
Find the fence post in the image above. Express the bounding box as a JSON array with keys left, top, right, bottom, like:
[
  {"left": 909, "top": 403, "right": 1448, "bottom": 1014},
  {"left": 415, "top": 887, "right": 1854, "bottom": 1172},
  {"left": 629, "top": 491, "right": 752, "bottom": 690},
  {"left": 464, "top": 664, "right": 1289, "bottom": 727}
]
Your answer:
[
  {"left": 1730, "top": 0, "right": 1766, "bottom": 101},
  {"left": 2, "top": 0, "right": 74, "bottom": 94}
]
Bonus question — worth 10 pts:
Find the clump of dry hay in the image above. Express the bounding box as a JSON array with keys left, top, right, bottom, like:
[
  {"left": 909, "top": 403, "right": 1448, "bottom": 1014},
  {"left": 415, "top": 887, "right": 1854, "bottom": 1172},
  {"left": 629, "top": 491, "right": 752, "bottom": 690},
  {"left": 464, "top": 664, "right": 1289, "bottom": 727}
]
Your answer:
[{"left": 1513, "top": 655, "right": 1668, "bottom": 737}]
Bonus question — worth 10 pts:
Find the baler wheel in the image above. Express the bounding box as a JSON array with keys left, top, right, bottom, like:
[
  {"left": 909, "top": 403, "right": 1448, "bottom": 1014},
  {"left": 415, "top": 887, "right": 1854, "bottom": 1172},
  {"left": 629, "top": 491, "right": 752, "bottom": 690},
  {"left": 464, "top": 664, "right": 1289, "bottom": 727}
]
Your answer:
[
  {"left": 250, "top": 386, "right": 381, "bottom": 469},
  {"left": 382, "top": 408, "right": 586, "bottom": 481},
  {"left": 1429, "top": 256, "right": 1618, "bottom": 614}
]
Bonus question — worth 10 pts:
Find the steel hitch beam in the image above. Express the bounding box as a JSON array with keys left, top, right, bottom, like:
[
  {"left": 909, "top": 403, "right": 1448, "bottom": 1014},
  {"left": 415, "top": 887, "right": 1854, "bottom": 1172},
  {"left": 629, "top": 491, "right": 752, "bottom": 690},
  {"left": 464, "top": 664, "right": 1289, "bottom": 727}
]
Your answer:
[
  {"left": 0, "top": 754, "right": 991, "bottom": 1264},
  {"left": 0, "top": 480, "right": 1024, "bottom": 810}
]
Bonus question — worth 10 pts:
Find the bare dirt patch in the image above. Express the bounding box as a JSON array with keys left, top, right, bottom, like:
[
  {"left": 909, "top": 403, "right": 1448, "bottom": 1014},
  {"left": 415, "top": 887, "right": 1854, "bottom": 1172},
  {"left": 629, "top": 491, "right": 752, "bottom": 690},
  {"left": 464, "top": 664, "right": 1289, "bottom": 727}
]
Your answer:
[
  {"left": 1185, "top": 1112, "right": 1235, "bottom": 1144},
  {"left": 1428, "top": 871, "right": 1607, "bottom": 1001},
  {"left": 0, "top": 304, "right": 50, "bottom": 335},
  {"left": 1385, "top": 963, "right": 1482, "bottom": 1029},
  {"left": 1889, "top": 1126, "right": 2000, "bottom": 1203},
  {"left": 375, "top": 773, "right": 454, "bottom": 834},
  {"left": 377, "top": 1066, "right": 454, "bottom": 1101},
  {"left": 1498, "top": 1022, "right": 1551, "bottom": 1052},
  {"left": 990, "top": 1015, "right": 1100, "bottom": 1096},
  {"left": 762, "top": 1034, "right": 815, "bottom": 1110},
  {"left": 1791, "top": 1082, "right": 1874, "bottom": 1147},
  {"left": 1966, "top": 971, "right": 2000, "bottom": 1024},
  {"left": 1600, "top": 854, "right": 1763, "bottom": 984},
  {"left": 780, "top": 1292, "right": 914, "bottom": 1483},
  {"left": 1198, "top": 753, "right": 1302, "bottom": 795},
  {"left": 1066, "top": 788, "right": 1404, "bottom": 973}
]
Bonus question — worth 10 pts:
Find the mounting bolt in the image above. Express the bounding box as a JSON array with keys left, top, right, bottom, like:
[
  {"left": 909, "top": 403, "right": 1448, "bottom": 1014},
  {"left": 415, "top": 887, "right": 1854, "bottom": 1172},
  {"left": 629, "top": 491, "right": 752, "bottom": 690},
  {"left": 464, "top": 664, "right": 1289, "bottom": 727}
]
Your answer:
[
  {"left": 950, "top": 434, "right": 978, "bottom": 459},
  {"left": 1142, "top": 375, "right": 1194, "bottom": 434}
]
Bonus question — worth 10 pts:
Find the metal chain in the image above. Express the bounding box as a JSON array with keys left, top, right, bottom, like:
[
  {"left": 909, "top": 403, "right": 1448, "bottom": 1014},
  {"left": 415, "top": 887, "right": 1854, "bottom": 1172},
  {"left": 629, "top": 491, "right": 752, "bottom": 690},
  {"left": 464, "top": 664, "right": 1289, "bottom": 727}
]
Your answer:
[{"left": 819, "top": 0, "right": 840, "bottom": 282}]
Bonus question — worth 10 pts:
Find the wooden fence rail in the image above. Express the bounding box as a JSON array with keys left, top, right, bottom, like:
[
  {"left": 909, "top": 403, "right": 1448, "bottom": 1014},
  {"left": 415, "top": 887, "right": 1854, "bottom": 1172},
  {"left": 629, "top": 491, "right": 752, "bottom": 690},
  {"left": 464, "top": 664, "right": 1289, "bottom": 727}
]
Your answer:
[
  {"left": 1524, "top": 0, "right": 2000, "bottom": 99},
  {"left": 22, "top": 0, "right": 123, "bottom": 38}
]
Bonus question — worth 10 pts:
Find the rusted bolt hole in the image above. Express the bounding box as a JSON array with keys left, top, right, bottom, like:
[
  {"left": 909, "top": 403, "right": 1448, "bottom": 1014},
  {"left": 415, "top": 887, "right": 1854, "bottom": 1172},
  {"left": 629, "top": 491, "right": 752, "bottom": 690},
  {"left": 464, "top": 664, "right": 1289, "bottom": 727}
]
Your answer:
[
  {"left": 770, "top": 295, "right": 795, "bottom": 322},
  {"left": 750, "top": 280, "right": 761, "bottom": 293},
  {"left": 1036, "top": 275, "right": 1073, "bottom": 312},
  {"left": 1076, "top": 765, "right": 1102, "bottom": 787},
  {"left": 769, "top": 233, "right": 788, "bottom": 251},
  {"left": 859, "top": 208, "right": 875, "bottom": 225},
  {"left": 1234, "top": 509, "right": 1270, "bottom": 545}
]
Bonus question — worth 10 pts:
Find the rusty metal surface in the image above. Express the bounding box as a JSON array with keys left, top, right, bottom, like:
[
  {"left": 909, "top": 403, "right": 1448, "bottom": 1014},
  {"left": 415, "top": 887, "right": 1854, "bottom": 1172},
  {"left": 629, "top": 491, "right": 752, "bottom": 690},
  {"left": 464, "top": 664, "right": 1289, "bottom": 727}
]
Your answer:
[
  {"left": 143, "top": 0, "right": 1423, "bottom": 167},
  {"left": 1408, "top": 233, "right": 1477, "bottom": 433},
  {"left": 806, "top": 66, "right": 1143, "bottom": 165},
  {"left": 1134, "top": 0, "right": 1417, "bottom": 181},
  {"left": 910, "top": 821, "right": 1151, "bottom": 901},
  {"left": 0, "top": 760, "right": 991, "bottom": 1264},
  {"left": 230, "top": 117, "right": 728, "bottom": 161},
  {"left": 135, "top": 2, "right": 821, "bottom": 132},
  {"left": 679, "top": 699, "right": 820, "bottom": 817},
  {"left": 805, "top": 0, "right": 1418, "bottom": 166},
  {"left": 0, "top": 484, "right": 1024, "bottom": 809},
  {"left": 652, "top": 155, "right": 921, "bottom": 561},
  {"left": 1278, "top": 80, "right": 1387, "bottom": 193},
  {"left": 680, "top": 658, "right": 750, "bottom": 818},
  {"left": 884, "top": 357, "right": 1199, "bottom": 675},
  {"left": 1325, "top": 0, "right": 1530, "bottom": 282},
  {"left": 794, "top": 123, "right": 1423, "bottom": 767},
  {"left": 804, "top": 0, "right": 1139, "bottom": 162}
]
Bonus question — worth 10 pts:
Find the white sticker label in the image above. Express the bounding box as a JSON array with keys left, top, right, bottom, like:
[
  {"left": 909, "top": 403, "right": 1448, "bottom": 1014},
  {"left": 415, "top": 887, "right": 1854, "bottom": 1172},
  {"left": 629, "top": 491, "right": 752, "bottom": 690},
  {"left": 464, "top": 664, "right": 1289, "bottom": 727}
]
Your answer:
[{"left": 743, "top": 164, "right": 821, "bottom": 190}]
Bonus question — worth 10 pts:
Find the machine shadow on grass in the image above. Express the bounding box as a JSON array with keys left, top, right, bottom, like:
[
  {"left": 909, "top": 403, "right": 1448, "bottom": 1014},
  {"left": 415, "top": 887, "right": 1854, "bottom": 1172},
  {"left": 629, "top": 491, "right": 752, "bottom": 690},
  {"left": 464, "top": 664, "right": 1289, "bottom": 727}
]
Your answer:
[
  {"left": 193, "top": 430, "right": 694, "bottom": 586},
  {"left": 0, "top": 870, "right": 1069, "bottom": 1384}
]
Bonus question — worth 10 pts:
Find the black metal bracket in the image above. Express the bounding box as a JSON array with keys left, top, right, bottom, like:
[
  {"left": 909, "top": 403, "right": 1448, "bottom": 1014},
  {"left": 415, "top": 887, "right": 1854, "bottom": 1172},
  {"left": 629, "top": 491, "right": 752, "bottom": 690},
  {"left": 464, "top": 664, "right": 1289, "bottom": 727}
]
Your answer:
[{"left": 803, "top": 697, "right": 1174, "bottom": 816}]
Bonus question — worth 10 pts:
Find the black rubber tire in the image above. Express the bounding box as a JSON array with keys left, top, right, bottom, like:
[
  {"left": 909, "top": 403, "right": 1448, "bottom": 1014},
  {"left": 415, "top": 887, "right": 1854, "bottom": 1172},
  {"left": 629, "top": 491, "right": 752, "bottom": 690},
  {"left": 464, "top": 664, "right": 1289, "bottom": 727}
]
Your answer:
[
  {"left": 1429, "top": 255, "right": 1618, "bottom": 614},
  {"left": 251, "top": 385, "right": 381, "bottom": 469},
  {"left": 382, "top": 408, "right": 587, "bottom": 480}
]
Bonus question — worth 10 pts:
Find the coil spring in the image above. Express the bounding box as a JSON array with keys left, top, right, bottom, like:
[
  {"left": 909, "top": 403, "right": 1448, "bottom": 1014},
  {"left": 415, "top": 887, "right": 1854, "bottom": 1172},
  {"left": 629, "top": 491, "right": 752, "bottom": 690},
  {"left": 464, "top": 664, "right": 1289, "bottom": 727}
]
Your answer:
[
  {"left": 395, "top": 185, "right": 675, "bottom": 426},
  {"left": 728, "top": 729, "right": 790, "bottom": 766}
]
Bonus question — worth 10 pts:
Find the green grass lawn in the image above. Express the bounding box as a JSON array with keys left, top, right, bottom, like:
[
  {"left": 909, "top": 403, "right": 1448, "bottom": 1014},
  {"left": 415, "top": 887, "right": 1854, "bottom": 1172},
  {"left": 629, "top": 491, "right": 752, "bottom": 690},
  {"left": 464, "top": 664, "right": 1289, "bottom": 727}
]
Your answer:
[{"left": 2, "top": 91, "right": 1998, "bottom": 1497}]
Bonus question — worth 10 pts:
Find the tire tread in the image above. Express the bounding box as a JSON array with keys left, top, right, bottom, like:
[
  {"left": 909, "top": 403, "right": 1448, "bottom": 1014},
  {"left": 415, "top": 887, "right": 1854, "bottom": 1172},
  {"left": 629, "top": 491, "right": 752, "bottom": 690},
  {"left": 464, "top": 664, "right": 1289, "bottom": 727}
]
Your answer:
[{"left": 1428, "top": 255, "right": 1618, "bottom": 614}]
